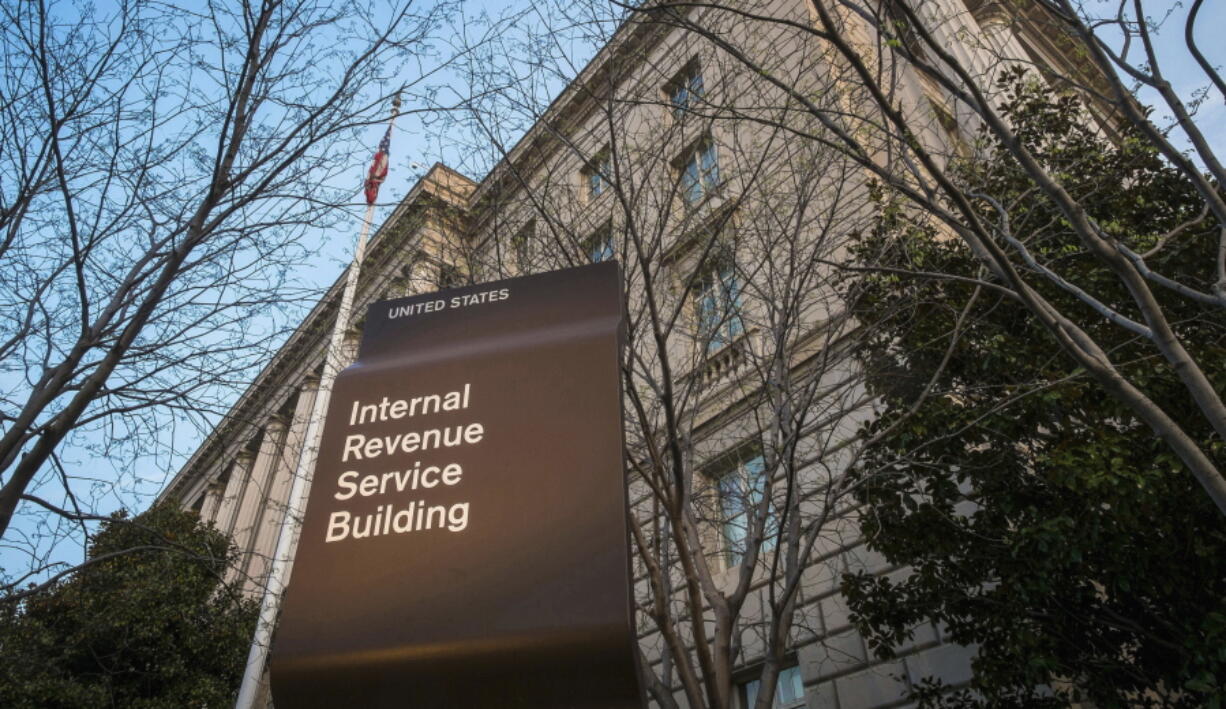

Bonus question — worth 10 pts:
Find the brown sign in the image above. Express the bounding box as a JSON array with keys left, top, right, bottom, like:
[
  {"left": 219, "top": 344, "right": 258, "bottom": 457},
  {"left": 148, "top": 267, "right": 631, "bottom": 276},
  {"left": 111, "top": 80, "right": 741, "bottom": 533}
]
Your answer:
[{"left": 269, "top": 261, "right": 641, "bottom": 708}]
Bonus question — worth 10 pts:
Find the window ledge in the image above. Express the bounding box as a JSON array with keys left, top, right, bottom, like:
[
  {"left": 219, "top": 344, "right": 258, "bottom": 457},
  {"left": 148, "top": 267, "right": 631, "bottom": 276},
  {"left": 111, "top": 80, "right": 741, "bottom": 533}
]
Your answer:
[
  {"left": 689, "top": 327, "right": 754, "bottom": 391},
  {"left": 678, "top": 179, "right": 727, "bottom": 215}
]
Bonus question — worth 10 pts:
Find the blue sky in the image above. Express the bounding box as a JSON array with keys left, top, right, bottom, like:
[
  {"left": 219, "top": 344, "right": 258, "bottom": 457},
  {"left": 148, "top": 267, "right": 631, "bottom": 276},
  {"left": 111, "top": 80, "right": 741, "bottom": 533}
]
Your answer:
[
  {"left": 1116, "top": 0, "right": 1225, "bottom": 161},
  {"left": 0, "top": 0, "right": 601, "bottom": 581},
  {"left": 2, "top": 0, "right": 1221, "bottom": 583}
]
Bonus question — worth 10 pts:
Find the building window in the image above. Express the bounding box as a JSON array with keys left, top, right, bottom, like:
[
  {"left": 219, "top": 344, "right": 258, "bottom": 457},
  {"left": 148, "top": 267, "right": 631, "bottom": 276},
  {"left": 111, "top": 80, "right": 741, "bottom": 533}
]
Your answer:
[
  {"left": 694, "top": 258, "right": 744, "bottom": 353},
  {"left": 717, "top": 451, "right": 775, "bottom": 567},
  {"left": 680, "top": 140, "right": 719, "bottom": 206},
  {"left": 437, "top": 262, "right": 462, "bottom": 290},
  {"left": 587, "top": 222, "right": 615, "bottom": 263},
  {"left": 512, "top": 220, "right": 534, "bottom": 269},
  {"left": 584, "top": 149, "right": 612, "bottom": 200},
  {"left": 881, "top": 1, "right": 927, "bottom": 60},
  {"left": 667, "top": 63, "right": 704, "bottom": 119},
  {"left": 742, "top": 665, "right": 805, "bottom": 708}
]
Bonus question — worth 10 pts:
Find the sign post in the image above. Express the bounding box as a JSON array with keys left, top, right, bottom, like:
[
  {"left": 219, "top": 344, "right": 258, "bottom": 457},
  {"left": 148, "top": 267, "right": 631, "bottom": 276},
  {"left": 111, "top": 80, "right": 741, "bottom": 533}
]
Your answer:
[{"left": 269, "top": 261, "right": 641, "bottom": 708}]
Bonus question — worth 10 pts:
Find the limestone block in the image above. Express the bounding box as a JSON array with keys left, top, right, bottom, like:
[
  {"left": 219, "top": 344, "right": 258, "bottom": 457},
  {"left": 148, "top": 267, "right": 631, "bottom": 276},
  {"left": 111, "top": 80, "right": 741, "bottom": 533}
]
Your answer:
[{"left": 834, "top": 660, "right": 908, "bottom": 709}]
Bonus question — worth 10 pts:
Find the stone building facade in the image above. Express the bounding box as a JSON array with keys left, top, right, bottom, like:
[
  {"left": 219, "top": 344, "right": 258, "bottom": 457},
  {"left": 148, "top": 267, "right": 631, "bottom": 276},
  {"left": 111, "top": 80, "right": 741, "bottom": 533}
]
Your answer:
[{"left": 160, "top": 1, "right": 1102, "bottom": 706}]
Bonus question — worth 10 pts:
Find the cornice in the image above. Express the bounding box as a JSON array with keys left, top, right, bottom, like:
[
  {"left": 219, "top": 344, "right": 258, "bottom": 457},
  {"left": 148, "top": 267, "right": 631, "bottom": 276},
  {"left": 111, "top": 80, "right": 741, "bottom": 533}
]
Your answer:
[{"left": 468, "top": 12, "right": 676, "bottom": 210}]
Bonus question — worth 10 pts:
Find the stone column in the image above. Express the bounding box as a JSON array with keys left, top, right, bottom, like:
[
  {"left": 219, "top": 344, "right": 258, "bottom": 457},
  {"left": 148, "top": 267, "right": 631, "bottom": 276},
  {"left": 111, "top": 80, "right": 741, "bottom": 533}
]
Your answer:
[
  {"left": 973, "top": 4, "right": 1032, "bottom": 97},
  {"left": 388, "top": 263, "right": 416, "bottom": 299},
  {"left": 406, "top": 251, "right": 435, "bottom": 296},
  {"left": 229, "top": 416, "right": 288, "bottom": 590},
  {"left": 198, "top": 479, "right": 226, "bottom": 525},
  {"left": 342, "top": 327, "right": 362, "bottom": 367},
  {"left": 245, "top": 378, "right": 320, "bottom": 593},
  {"left": 916, "top": 0, "right": 994, "bottom": 83},
  {"left": 215, "top": 449, "right": 257, "bottom": 537}
]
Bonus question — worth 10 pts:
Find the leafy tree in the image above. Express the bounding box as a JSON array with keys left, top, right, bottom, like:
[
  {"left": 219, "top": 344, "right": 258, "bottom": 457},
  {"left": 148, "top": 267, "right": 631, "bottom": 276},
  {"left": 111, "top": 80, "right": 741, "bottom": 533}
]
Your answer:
[
  {"left": 618, "top": 0, "right": 1226, "bottom": 515},
  {"left": 843, "top": 75, "right": 1226, "bottom": 708},
  {"left": 0, "top": 504, "right": 257, "bottom": 708},
  {"left": 450, "top": 1, "right": 1226, "bottom": 704}
]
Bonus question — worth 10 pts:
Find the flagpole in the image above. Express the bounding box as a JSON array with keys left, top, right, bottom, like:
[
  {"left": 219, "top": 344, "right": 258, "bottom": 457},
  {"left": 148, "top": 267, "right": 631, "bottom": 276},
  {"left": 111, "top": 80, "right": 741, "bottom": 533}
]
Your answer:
[{"left": 235, "top": 93, "right": 402, "bottom": 709}]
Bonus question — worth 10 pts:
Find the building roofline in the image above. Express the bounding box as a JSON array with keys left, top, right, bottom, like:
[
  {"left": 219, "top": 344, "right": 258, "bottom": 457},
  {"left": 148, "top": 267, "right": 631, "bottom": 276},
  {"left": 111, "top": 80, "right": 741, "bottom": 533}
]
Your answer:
[
  {"left": 159, "top": 165, "right": 476, "bottom": 503},
  {"left": 467, "top": 10, "right": 675, "bottom": 208}
]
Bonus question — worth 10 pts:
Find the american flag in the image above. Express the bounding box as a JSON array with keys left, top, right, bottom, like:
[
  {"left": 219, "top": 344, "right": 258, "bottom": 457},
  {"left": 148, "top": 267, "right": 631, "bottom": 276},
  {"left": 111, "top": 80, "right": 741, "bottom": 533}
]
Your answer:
[{"left": 363, "top": 123, "right": 393, "bottom": 205}]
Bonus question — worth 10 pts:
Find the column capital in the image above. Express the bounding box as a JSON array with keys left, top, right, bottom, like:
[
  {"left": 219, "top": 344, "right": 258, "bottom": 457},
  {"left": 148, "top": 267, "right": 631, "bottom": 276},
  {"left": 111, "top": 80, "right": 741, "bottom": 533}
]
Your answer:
[{"left": 970, "top": 1, "right": 1010, "bottom": 28}]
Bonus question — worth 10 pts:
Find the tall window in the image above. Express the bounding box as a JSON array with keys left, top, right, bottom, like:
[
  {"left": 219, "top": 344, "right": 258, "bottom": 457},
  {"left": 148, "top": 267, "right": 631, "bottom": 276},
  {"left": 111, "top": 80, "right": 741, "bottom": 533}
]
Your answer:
[
  {"left": 741, "top": 665, "right": 805, "bottom": 708},
  {"left": 717, "top": 452, "right": 776, "bottom": 567},
  {"left": 437, "top": 262, "right": 462, "bottom": 290},
  {"left": 680, "top": 141, "right": 719, "bottom": 205},
  {"left": 668, "top": 65, "right": 704, "bottom": 119},
  {"left": 587, "top": 223, "right": 615, "bottom": 263},
  {"left": 881, "top": 1, "right": 928, "bottom": 60},
  {"left": 585, "top": 149, "right": 612, "bottom": 200},
  {"left": 512, "top": 220, "right": 534, "bottom": 270},
  {"left": 695, "top": 258, "right": 744, "bottom": 353}
]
